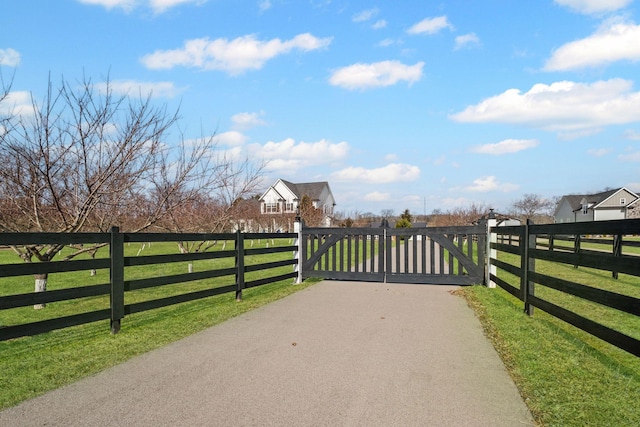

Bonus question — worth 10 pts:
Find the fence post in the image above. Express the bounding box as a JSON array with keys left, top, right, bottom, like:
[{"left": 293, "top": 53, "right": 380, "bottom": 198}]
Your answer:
[
  {"left": 294, "top": 217, "right": 303, "bottom": 284},
  {"left": 235, "top": 230, "right": 245, "bottom": 301},
  {"left": 612, "top": 234, "right": 622, "bottom": 279},
  {"left": 522, "top": 219, "right": 535, "bottom": 316},
  {"left": 485, "top": 210, "right": 497, "bottom": 288},
  {"left": 110, "top": 226, "right": 125, "bottom": 334},
  {"left": 573, "top": 234, "right": 581, "bottom": 269}
]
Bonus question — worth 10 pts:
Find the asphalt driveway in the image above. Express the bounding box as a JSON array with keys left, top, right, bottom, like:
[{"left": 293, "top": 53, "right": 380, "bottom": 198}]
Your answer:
[{"left": 0, "top": 281, "right": 534, "bottom": 426}]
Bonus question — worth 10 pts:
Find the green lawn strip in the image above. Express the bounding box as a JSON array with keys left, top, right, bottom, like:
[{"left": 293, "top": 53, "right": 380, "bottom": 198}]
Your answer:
[
  {"left": 0, "top": 277, "right": 319, "bottom": 410},
  {"left": 461, "top": 284, "right": 640, "bottom": 427}
]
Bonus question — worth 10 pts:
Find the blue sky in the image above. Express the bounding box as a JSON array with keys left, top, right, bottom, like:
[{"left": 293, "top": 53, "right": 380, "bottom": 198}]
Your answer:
[{"left": 2, "top": 0, "right": 640, "bottom": 216}]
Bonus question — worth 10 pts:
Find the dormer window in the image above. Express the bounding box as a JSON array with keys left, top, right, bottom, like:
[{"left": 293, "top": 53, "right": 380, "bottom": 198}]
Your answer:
[{"left": 582, "top": 204, "right": 588, "bottom": 214}]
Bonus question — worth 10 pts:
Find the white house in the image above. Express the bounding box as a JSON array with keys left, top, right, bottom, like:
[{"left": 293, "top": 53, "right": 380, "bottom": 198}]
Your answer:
[
  {"left": 554, "top": 187, "right": 639, "bottom": 223},
  {"left": 259, "top": 179, "right": 335, "bottom": 227}
]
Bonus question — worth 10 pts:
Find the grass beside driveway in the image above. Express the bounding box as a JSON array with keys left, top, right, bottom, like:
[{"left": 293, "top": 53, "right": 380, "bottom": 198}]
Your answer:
[{"left": 460, "top": 284, "right": 640, "bottom": 427}]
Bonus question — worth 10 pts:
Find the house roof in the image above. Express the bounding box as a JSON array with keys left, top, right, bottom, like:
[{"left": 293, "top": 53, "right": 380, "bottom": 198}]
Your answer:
[
  {"left": 556, "top": 188, "right": 634, "bottom": 213},
  {"left": 280, "top": 180, "right": 329, "bottom": 201},
  {"left": 259, "top": 179, "right": 335, "bottom": 205}
]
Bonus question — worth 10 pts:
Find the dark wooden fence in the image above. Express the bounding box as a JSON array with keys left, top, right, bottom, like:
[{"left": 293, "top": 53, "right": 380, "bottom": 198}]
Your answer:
[
  {"left": 0, "top": 228, "right": 298, "bottom": 341},
  {"left": 489, "top": 218, "right": 640, "bottom": 357}
]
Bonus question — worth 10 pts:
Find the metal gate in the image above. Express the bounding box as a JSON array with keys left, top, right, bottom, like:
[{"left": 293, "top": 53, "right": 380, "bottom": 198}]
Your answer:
[{"left": 301, "top": 224, "right": 486, "bottom": 285}]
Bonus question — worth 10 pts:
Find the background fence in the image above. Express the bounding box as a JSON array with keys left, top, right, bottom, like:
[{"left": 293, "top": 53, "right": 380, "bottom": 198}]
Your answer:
[
  {"left": 489, "top": 218, "right": 640, "bottom": 357},
  {"left": 0, "top": 228, "right": 298, "bottom": 341}
]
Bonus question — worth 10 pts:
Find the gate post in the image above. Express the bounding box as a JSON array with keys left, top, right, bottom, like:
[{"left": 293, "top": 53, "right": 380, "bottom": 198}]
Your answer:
[
  {"left": 485, "top": 210, "right": 497, "bottom": 288},
  {"left": 294, "top": 216, "right": 303, "bottom": 284}
]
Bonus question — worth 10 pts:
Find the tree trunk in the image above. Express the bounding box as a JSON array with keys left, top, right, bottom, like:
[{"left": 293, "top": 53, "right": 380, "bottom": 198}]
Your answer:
[{"left": 34, "top": 273, "right": 48, "bottom": 309}]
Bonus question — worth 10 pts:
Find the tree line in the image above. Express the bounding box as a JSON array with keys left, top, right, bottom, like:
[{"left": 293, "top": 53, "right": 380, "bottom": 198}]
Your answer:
[{"left": 333, "top": 194, "right": 558, "bottom": 228}]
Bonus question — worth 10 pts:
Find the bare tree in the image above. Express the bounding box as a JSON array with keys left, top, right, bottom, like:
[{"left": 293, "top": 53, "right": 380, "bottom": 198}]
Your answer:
[
  {"left": 510, "top": 193, "right": 554, "bottom": 222},
  {"left": 380, "top": 209, "right": 395, "bottom": 219},
  {"left": 158, "top": 156, "right": 265, "bottom": 272},
  {"left": 0, "top": 74, "right": 256, "bottom": 307},
  {"left": 299, "top": 194, "right": 324, "bottom": 227}
]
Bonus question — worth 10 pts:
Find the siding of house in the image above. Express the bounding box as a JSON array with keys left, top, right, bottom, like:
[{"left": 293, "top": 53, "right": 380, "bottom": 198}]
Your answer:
[
  {"left": 598, "top": 188, "right": 636, "bottom": 208},
  {"left": 554, "top": 199, "right": 576, "bottom": 223}
]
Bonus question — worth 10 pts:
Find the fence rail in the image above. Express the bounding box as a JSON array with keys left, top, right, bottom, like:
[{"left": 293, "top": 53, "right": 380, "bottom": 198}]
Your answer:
[
  {"left": 0, "top": 228, "right": 298, "bottom": 341},
  {"left": 488, "top": 218, "right": 640, "bottom": 357}
]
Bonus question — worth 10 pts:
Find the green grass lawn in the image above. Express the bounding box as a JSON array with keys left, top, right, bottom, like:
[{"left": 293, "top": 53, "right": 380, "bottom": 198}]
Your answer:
[
  {"left": 460, "top": 238, "right": 640, "bottom": 427},
  {"left": 0, "top": 237, "right": 316, "bottom": 410}
]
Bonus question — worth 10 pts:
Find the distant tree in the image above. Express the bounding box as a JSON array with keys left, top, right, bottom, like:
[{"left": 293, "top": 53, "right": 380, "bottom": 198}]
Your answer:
[
  {"left": 380, "top": 209, "right": 395, "bottom": 218},
  {"left": 428, "top": 203, "right": 491, "bottom": 226},
  {"left": 395, "top": 218, "right": 411, "bottom": 229},
  {"left": 510, "top": 193, "right": 554, "bottom": 221},
  {"left": 341, "top": 217, "right": 354, "bottom": 228},
  {"left": 400, "top": 209, "right": 412, "bottom": 223}
]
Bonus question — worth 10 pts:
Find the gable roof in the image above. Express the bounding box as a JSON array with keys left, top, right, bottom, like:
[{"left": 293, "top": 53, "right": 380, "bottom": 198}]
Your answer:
[
  {"left": 558, "top": 189, "right": 617, "bottom": 213},
  {"left": 555, "top": 187, "right": 639, "bottom": 214},
  {"left": 280, "top": 180, "right": 329, "bottom": 201}
]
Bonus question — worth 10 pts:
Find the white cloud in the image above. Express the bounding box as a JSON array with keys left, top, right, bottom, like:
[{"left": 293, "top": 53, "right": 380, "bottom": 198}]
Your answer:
[
  {"left": 465, "top": 176, "right": 518, "bottom": 193},
  {"left": 0, "top": 91, "right": 35, "bottom": 117},
  {"left": 231, "top": 111, "right": 266, "bottom": 130},
  {"left": 353, "top": 7, "right": 379, "bottom": 22},
  {"left": 141, "top": 33, "right": 332, "bottom": 75},
  {"left": 587, "top": 148, "right": 612, "bottom": 157},
  {"left": 149, "top": 0, "right": 204, "bottom": 13},
  {"left": 332, "top": 163, "right": 420, "bottom": 184},
  {"left": 78, "top": 0, "right": 136, "bottom": 11},
  {"left": 378, "top": 38, "right": 399, "bottom": 47},
  {"left": 619, "top": 151, "right": 640, "bottom": 162},
  {"left": 0, "top": 48, "right": 21, "bottom": 66},
  {"left": 96, "top": 80, "right": 184, "bottom": 98},
  {"left": 558, "top": 127, "right": 603, "bottom": 140},
  {"left": 78, "top": 0, "right": 205, "bottom": 13},
  {"left": 623, "top": 129, "right": 640, "bottom": 140},
  {"left": 544, "top": 19, "right": 640, "bottom": 71},
  {"left": 258, "top": 0, "right": 271, "bottom": 12},
  {"left": 471, "top": 139, "right": 539, "bottom": 155},
  {"left": 450, "top": 79, "right": 640, "bottom": 133},
  {"left": 407, "top": 16, "right": 454, "bottom": 35},
  {"left": 364, "top": 191, "right": 390, "bottom": 202},
  {"left": 372, "top": 20, "right": 387, "bottom": 30},
  {"left": 216, "top": 131, "right": 248, "bottom": 146},
  {"left": 454, "top": 33, "right": 480, "bottom": 50},
  {"left": 554, "top": 0, "right": 632, "bottom": 14},
  {"left": 329, "top": 60, "right": 424, "bottom": 90},
  {"left": 250, "top": 138, "right": 349, "bottom": 171}
]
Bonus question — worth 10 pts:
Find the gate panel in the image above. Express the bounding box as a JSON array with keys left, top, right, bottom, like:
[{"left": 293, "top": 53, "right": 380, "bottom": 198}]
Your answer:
[
  {"left": 302, "top": 227, "right": 385, "bottom": 282},
  {"left": 302, "top": 224, "right": 486, "bottom": 285}
]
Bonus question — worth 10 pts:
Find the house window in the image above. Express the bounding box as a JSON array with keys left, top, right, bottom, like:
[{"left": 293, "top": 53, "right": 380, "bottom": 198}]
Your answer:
[
  {"left": 265, "top": 203, "right": 280, "bottom": 213},
  {"left": 620, "top": 198, "right": 626, "bottom": 205},
  {"left": 284, "top": 202, "right": 294, "bottom": 212},
  {"left": 582, "top": 204, "right": 588, "bottom": 214}
]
